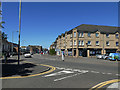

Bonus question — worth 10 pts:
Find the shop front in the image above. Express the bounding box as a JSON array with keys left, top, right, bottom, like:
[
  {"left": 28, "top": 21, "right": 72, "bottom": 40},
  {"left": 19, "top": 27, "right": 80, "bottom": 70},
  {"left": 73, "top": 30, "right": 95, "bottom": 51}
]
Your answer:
[
  {"left": 78, "top": 48, "right": 87, "bottom": 57},
  {"left": 89, "top": 49, "right": 102, "bottom": 56},
  {"left": 106, "top": 49, "right": 117, "bottom": 55},
  {"left": 68, "top": 48, "right": 72, "bottom": 56}
]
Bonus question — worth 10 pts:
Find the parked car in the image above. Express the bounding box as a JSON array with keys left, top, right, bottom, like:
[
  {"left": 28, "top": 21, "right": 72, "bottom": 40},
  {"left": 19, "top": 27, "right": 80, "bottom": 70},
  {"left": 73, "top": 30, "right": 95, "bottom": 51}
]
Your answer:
[
  {"left": 24, "top": 52, "right": 32, "bottom": 58},
  {"left": 96, "top": 54, "right": 103, "bottom": 59},
  {"left": 109, "top": 53, "right": 120, "bottom": 61},
  {"left": 102, "top": 54, "right": 109, "bottom": 60}
]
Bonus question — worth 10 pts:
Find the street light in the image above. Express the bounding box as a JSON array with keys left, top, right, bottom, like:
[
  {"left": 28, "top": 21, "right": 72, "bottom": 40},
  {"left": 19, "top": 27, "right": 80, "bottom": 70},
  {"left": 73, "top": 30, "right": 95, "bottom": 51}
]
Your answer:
[{"left": 18, "top": 0, "right": 22, "bottom": 65}]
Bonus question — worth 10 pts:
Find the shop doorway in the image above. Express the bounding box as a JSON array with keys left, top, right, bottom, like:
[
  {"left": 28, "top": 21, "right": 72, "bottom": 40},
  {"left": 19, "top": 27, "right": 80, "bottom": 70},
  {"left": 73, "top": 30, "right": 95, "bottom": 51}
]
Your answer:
[
  {"left": 82, "top": 49, "right": 87, "bottom": 57},
  {"left": 74, "top": 49, "right": 76, "bottom": 56}
]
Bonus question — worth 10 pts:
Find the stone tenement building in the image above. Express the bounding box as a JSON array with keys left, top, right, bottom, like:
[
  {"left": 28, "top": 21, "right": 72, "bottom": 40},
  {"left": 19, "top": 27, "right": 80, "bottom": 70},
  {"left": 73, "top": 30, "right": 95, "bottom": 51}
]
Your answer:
[{"left": 51, "top": 24, "right": 120, "bottom": 57}]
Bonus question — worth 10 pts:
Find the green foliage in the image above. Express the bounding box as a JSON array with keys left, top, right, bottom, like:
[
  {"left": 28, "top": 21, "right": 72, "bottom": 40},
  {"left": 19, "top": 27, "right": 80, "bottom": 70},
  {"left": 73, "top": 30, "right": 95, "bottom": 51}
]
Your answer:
[
  {"left": 0, "top": 2, "right": 5, "bottom": 28},
  {"left": 49, "top": 49, "right": 56, "bottom": 55},
  {"left": 2, "top": 32, "right": 7, "bottom": 39}
]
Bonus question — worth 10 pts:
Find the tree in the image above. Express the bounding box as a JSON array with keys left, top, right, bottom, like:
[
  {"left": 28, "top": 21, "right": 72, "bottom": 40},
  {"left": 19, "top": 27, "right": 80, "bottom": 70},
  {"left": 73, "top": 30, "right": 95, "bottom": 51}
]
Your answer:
[
  {"left": 49, "top": 49, "right": 56, "bottom": 55},
  {"left": 0, "top": 2, "right": 5, "bottom": 29},
  {"left": 2, "top": 32, "right": 7, "bottom": 39}
]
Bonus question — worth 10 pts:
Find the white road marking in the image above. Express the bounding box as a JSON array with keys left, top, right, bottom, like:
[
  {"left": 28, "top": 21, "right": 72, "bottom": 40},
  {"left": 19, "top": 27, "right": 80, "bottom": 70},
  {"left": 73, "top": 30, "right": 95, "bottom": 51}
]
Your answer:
[
  {"left": 102, "top": 73, "right": 106, "bottom": 74},
  {"left": 72, "top": 69, "right": 81, "bottom": 72},
  {"left": 91, "top": 71, "right": 100, "bottom": 74},
  {"left": 65, "top": 68, "right": 73, "bottom": 71},
  {"left": 55, "top": 67, "right": 65, "bottom": 70},
  {"left": 79, "top": 70, "right": 89, "bottom": 73},
  {"left": 43, "top": 70, "right": 74, "bottom": 77},
  {"left": 116, "top": 74, "right": 120, "bottom": 76},
  {"left": 106, "top": 82, "right": 120, "bottom": 89},
  {"left": 107, "top": 73, "right": 112, "bottom": 75},
  {"left": 54, "top": 72, "right": 88, "bottom": 82},
  {"left": 56, "top": 67, "right": 88, "bottom": 73}
]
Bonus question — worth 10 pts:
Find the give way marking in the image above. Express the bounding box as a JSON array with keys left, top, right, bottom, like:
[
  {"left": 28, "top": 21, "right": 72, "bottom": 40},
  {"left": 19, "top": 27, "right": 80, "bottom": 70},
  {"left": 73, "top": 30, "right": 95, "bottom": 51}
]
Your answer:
[
  {"left": 43, "top": 68, "right": 89, "bottom": 82},
  {"left": 43, "top": 70, "right": 74, "bottom": 77}
]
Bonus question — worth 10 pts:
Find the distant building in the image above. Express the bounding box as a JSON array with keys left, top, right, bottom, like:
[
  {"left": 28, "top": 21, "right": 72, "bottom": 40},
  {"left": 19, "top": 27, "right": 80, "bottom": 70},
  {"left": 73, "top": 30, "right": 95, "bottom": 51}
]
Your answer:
[
  {"left": 50, "top": 41, "right": 57, "bottom": 50},
  {"left": 28, "top": 45, "right": 42, "bottom": 54},
  {"left": 20, "top": 46, "right": 27, "bottom": 54},
  {"left": 51, "top": 24, "right": 120, "bottom": 57}
]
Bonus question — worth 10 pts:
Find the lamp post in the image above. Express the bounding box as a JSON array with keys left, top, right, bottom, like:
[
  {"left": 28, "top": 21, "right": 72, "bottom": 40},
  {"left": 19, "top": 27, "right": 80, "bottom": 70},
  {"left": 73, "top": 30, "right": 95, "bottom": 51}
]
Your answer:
[{"left": 18, "top": 0, "right": 22, "bottom": 65}]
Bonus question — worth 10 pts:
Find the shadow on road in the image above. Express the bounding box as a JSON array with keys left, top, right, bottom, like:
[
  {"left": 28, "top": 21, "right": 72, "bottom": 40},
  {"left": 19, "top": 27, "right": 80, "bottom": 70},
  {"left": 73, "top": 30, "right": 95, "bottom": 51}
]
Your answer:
[
  {"left": 0, "top": 59, "right": 24, "bottom": 64},
  {"left": 1, "top": 60, "right": 37, "bottom": 77}
]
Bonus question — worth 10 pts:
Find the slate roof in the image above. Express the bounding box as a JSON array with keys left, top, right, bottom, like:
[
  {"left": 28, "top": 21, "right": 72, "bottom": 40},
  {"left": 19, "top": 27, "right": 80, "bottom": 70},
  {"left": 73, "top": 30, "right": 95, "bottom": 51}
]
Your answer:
[{"left": 76, "top": 24, "right": 120, "bottom": 34}]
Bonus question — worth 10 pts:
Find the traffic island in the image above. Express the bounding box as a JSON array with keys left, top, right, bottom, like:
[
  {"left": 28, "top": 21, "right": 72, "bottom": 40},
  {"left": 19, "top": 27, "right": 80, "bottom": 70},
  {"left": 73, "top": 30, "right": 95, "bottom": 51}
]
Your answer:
[{"left": 0, "top": 59, "right": 56, "bottom": 79}]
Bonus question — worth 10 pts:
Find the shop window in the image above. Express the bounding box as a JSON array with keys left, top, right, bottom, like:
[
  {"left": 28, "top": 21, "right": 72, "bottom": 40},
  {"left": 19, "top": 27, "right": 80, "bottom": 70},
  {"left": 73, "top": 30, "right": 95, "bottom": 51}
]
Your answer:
[{"left": 116, "top": 34, "right": 119, "bottom": 38}]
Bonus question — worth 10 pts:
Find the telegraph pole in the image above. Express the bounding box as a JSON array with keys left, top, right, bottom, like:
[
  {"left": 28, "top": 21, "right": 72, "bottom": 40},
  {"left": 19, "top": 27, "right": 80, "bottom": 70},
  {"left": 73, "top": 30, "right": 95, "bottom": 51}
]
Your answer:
[{"left": 18, "top": 0, "right": 22, "bottom": 65}]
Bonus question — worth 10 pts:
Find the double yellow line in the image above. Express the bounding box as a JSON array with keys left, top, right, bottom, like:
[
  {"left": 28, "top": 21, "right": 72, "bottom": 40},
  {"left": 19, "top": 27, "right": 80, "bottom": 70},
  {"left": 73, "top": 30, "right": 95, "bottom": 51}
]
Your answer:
[
  {"left": 90, "top": 79, "right": 120, "bottom": 90},
  {"left": 0, "top": 61, "right": 56, "bottom": 79}
]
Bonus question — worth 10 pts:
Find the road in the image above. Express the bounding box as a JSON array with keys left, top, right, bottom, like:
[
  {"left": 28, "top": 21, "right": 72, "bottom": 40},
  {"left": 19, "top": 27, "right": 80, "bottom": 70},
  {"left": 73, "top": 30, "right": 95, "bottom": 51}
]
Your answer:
[{"left": 2, "top": 54, "right": 120, "bottom": 89}]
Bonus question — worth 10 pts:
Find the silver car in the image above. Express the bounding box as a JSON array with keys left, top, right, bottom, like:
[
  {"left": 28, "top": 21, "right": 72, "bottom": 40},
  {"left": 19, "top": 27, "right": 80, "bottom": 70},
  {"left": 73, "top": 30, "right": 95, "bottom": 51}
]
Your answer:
[
  {"left": 24, "top": 52, "right": 32, "bottom": 58},
  {"left": 96, "top": 54, "right": 103, "bottom": 59}
]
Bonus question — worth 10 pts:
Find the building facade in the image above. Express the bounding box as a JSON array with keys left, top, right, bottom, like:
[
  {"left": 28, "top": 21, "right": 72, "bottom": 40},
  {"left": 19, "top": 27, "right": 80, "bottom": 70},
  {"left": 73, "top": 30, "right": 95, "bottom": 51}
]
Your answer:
[
  {"left": 52, "top": 24, "right": 120, "bottom": 57},
  {"left": 28, "top": 45, "right": 42, "bottom": 54}
]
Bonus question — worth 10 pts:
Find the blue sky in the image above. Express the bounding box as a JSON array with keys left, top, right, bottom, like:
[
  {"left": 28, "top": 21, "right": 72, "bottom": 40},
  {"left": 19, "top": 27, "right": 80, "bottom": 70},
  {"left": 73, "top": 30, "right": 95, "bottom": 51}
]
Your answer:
[{"left": 2, "top": 2, "right": 118, "bottom": 48}]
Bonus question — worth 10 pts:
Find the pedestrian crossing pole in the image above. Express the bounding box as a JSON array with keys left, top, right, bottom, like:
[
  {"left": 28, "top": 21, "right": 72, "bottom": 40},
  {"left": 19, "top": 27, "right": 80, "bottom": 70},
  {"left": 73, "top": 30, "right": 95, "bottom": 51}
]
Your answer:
[{"left": 18, "top": 0, "right": 22, "bottom": 65}]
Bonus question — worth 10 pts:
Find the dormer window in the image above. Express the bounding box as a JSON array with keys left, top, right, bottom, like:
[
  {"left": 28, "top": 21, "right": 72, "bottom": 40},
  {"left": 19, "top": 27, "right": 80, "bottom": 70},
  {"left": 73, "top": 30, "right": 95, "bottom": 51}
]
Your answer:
[
  {"left": 78, "top": 32, "right": 84, "bottom": 37},
  {"left": 88, "top": 32, "right": 91, "bottom": 37},
  {"left": 74, "top": 32, "right": 76, "bottom": 37},
  {"left": 81, "top": 32, "right": 84, "bottom": 37},
  {"left": 116, "top": 34, "right": 119, "bottom": 38},
  {"left": 106, "top": 34, "right": 109, "bottom": 38},
  {"left": 96, "top": 33, "right": 99, "bottom": 37}
]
